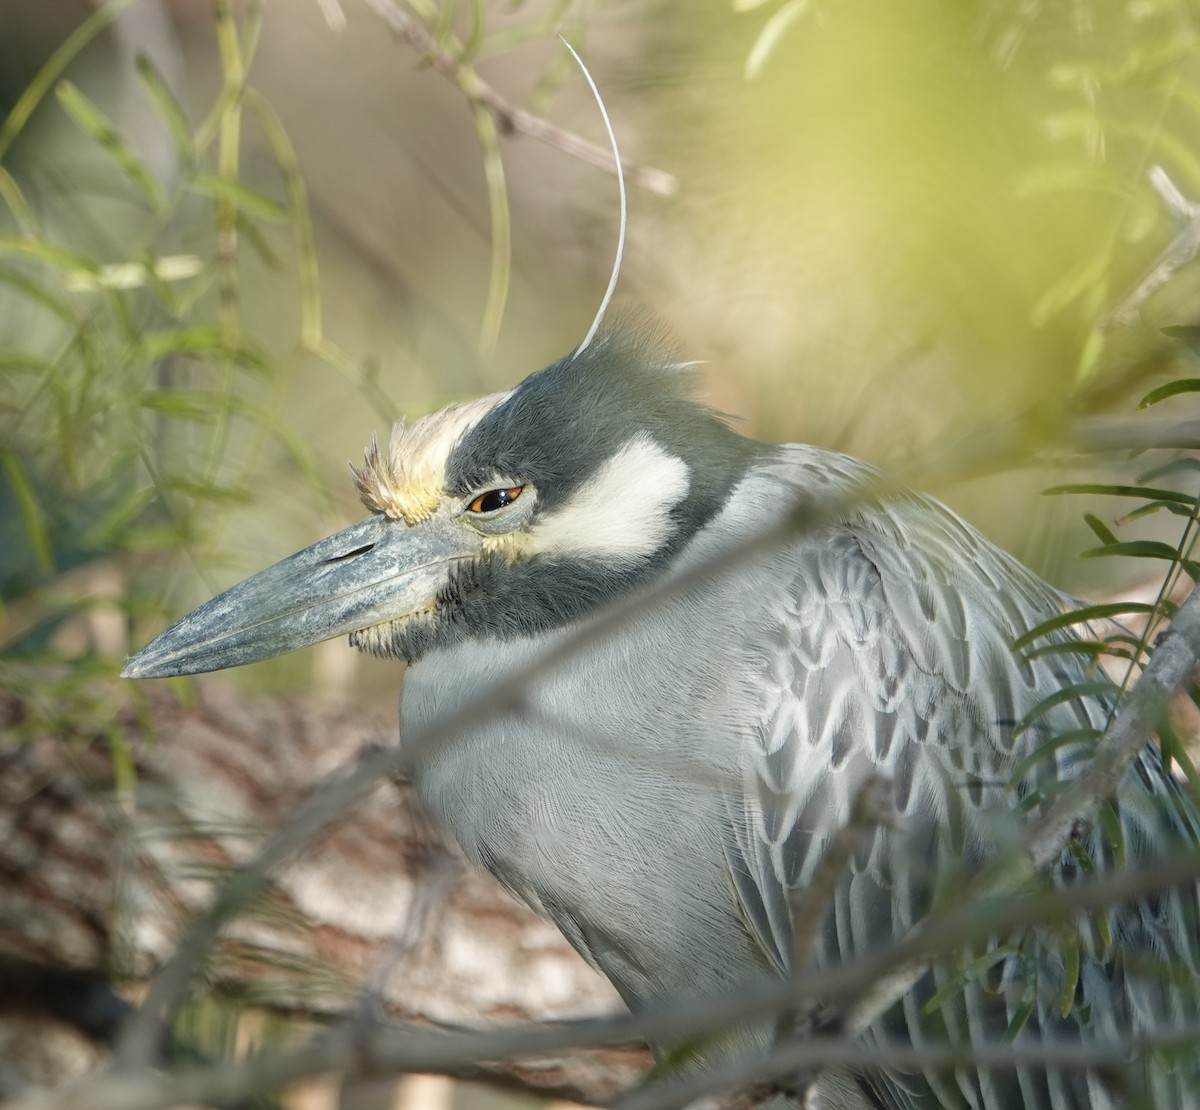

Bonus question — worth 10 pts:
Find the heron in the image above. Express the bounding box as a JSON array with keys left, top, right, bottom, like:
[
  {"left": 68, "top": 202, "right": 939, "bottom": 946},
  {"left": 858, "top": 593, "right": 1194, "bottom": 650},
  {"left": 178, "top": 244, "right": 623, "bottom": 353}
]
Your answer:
[{"left": 123, "top": 324, "right": 1200, "bottom": 1108}]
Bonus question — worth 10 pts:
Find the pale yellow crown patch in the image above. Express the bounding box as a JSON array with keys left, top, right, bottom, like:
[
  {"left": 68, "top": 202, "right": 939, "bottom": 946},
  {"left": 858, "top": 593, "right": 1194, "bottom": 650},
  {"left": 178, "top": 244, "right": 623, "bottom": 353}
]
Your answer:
[{"left": 350, "top": 393, "right": 509, "bottom": 524}]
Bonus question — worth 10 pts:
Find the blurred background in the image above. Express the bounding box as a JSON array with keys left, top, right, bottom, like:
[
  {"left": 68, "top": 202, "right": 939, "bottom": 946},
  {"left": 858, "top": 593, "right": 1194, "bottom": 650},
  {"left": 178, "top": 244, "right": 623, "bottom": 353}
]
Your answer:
[
  {"left": 3, "top": 0, "right": 1200, "bottom": 1105},
  {"left": 3, "top": 0, "right": 1200, "bottom": 709}
]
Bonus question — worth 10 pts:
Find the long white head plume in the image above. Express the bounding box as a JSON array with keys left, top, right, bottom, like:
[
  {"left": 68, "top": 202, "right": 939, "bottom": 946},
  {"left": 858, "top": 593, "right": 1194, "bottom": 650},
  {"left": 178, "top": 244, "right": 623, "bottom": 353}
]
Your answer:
[{"left": 561, "top": 37, "right": 627, "bottom": 358}]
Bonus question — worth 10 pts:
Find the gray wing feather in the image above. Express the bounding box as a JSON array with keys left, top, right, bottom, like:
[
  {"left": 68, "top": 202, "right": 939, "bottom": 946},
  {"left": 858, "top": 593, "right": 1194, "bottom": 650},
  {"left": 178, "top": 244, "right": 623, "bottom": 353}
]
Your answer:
[{"left": 724, "top": 447, "right": 1200, "bottom": 1109}]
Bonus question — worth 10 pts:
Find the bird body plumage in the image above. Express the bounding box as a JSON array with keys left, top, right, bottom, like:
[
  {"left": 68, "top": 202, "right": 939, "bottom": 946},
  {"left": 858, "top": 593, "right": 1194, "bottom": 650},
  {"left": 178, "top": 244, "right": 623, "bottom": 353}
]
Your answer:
[{"left": 124, "top": 328, "right": 1200, "bottom": 1108}]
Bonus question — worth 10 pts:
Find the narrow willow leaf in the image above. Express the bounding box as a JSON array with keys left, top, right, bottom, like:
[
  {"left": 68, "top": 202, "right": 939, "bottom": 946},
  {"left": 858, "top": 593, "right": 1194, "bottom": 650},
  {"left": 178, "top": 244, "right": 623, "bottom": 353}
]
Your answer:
[
  {"left": 1139, "top": 378, "right": 1200, "bottom": 409},
  {"left": 1011, "top": 603, "right": 1155, "bottom": 651},
  {"left": 190, "top": 174, "right": 289, "bottom": 222},
  {"left": 1139, "top": 458, "right": 1200, "bottom": 482},
  {"left": 0, "top": 450, "right": 53, "bottom": 573},
  {"left": 107, "top": 727, "right": 138, "bottom": 802},
  {"left": 55, "top": 81, "right": 168, "bottom": 213},
  {"left": 134, "top": 54, "right": 194, "bottom": 163},
  {"left": 0, "top": 0, "right": 142, "bottom": 161},
  {"left": 135, "top": 390, "right": 222, "bottom": 423},
  {"left": 1021, "top": 639, "right": 1110, "bottom": 662},
  {"left": 0, "top": 167, "right": 36, "bottom": 233},
  {"left": 1119, "top": 500, "right": 1195, "bottom": 523},
  {"left": 1015, "top": 682, "right": 1119, "bottom": 734},
  {"left": 745, "top": 0, "right": 810, "bottom": 80},
  {"left": 82, "top": 486, "right": 158, "bottom": 549},
  {"left": 0, "top": 232, "right": 97, "bottom": 276},
  {"left": 1082, "top": 513, "right": 1118, "bottom": 545},
  {"left": 243, "top": 89, "right": 321, "bottom": 348},
  {"left": 1007, "top": 729, "right": 1103, "bottom": 785},
  {"left": 0, "top": 266, "right": 77, "bottom": 322},
  {"left": 1059, "top": 929, "right": 1081, "bottom": 1018},
  {"left": 138, "top": 326, "right": 269, "bottom": 371},
  {"left": 1044, "top": 483, "right": 1197, "bottom": 507},
  {"left": 921, "top": 946, "right": 1018, "bottom": 1016},
  {"left": 1097, "top": 801, "right": 1127, "bottom": 873},
  {"left": 1080, "top": 539, "right": 1187, "bottom": 562}
]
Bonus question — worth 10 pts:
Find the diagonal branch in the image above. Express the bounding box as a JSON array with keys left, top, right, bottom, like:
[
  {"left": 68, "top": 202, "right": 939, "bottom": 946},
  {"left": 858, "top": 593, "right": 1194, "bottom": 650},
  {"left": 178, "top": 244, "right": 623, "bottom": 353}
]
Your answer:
[
  {"left": 355, "top": 0, "right": 677, "bottom": 197},
  {"left": 1107, "top": 166, "right": 1200, "bottom": 327}
]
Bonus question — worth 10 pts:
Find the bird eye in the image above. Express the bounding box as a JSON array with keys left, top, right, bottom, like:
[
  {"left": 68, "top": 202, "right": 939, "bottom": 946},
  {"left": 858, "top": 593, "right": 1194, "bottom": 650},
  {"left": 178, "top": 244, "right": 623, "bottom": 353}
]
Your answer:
[{"left": 467, "top": 485, "right": 524, "bottom": 514}]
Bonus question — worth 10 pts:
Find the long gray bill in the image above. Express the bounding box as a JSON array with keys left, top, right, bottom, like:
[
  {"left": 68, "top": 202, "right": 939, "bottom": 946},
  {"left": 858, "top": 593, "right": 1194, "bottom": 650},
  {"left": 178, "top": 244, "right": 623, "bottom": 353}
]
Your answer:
[{"left": 122, "top": 513, "right": 476, "bottom": 679}]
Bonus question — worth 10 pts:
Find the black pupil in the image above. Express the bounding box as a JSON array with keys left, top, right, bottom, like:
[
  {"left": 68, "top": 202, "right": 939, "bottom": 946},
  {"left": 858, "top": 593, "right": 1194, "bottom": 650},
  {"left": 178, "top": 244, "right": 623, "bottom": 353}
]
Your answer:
[{"left": 479, "top": 488, "right": 517, "bottom": 512}]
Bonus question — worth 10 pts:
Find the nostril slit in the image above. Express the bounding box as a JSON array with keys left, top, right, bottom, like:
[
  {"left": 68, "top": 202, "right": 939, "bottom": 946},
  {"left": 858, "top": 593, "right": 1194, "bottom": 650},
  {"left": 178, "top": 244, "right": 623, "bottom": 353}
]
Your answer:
[{"left": 326, "top": 543, "right": 375, "bottom": 563}]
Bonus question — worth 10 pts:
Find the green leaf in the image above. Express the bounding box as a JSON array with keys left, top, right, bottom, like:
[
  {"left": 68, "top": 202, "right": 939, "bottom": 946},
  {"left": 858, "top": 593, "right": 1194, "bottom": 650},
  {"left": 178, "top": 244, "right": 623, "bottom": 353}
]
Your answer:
[
  {"left": 1119, "top": 500, "right": 1196, "bottom": 523},
  {"left": 1059, "top": 929, "right": 1081, "bottom": 1018},
  {"left": 745, "top": 0, "right": 811, "bottom": 80},
  {"left": 1139, "top": 377, "right": 1200, "bottom": 409},
  {"left": 135, "top": 390, "right": 222, "bottom": 423},
  {"left": 1044, "top": 483, "right": 1197, "bottom": 507},
  {"left": 1015, "top": 682, "right": 1119, "bottom": 734},
  {"left": 134, "top": 53, "right": 194, "bottom": 164},
  {"left": 1007, "top": 729, "right": 1103, "bottom": 786},
  {"left": 1011, "top": 603, "right": 1156, "bottom": 651},
  {"left": 55, "top": 80, "right": 168, "bottom": 214},
  {"left": 0, "top": 232, "right": 98, "bottom": 277},
  {"left": 137, "top": 326, "right": 270, "bottom": 372},
  {"left": 1021, "top": 639, "right": 1111, "bottom": 662},
  {"left": 0, "top": 265, "right": 78, "bottom": 322},
  {"left": 1082, "top": 513, "right": 1118, "bottom": 546},
  {"left": 0, "top": 0, "right": 143, "bottom": 162},
  {"left": 0, "top": 450, "right": 53, "bottom": 574},
  {"left": 1080, "top": 539, "right": 1189, "bottom": 562},
  {"left": 1139, "top": 458, "right": 1200, "bottom": 483},
  {"left": 190, "top": 174, "right": 289, "bottom": 223}
]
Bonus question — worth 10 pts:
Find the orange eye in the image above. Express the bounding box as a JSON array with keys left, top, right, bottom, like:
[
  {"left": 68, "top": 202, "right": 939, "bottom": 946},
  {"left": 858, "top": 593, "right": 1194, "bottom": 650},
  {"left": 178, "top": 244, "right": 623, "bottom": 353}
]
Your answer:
[{"left": 467, "top": 485, "right": 524, "bottom": 513}]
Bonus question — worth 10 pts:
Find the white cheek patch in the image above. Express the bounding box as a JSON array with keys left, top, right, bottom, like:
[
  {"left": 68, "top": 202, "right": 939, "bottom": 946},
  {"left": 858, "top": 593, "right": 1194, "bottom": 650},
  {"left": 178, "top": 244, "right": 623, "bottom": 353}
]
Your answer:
[{"left": 531, "top": 434, "right": 691, "bottom": 559}]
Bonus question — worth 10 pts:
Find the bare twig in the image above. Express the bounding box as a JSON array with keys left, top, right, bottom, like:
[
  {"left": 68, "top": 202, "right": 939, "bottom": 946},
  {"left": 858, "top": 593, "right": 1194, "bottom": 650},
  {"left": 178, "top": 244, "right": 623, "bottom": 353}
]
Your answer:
[
  {"left": 1107, "top": 165, "right": 1200, "bottom": 327},
  {"left": 355, "top": 0, "right": 677, "bottom": 197},
  {"left": 613, "top": 1026, "right": 1200, "bottom": 1110},
  {"left": 786, "top": 776, "right": 898, "bottom": 976},
  {"left": 29, "top": 849, "right": 1200, "bottom": 1110}
]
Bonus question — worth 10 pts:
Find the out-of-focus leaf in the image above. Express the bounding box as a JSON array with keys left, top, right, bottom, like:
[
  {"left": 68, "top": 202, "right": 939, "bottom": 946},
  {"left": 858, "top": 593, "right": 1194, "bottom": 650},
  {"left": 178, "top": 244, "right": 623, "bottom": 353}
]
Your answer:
[
  {"left": 137, "top": 327, "right": 270, "bottom": 371},
  {"left": 1006, "top": 729, "right": 1104, "bottom": 785},
  {"left": 1082, "top": 513, "right": 1119, "bottom": 545},
  {"left": 190, "top": 174, "right": 289, "bottom": 222},
  {"left": 1139, "top": 377, "right": 1200, "bottom": 408},
  {"left": 0, "top": 232, "right": 97, "bottom": 277},
  {"left": 55, "top": 80, "right": 168, "bottom": 214},
  {"left": 1044, "top": 483, "right": 1197, "bottom": 506},
  {"left": 135, "top": 53, "right": 194, "bottom": 164},
  {"left": 0, "top": 449, "right": 53, "bottom": 574},
  {"left": 0, "top": 266, "right": 77, "bottom": 322},
  {"left": 745, "top": 0, "right": 810, "bottom": 80},
  {"left": 64, "top": 255, "right": 203, "bottom": 293},
  {"left": 1080, "top": 539, "right": 1193, "bottom": 563},
  {"left": 1139, "top": 458, "right": 1200, "bottom": 483},
  {"left": 0, "top": 0, "right": 142, "bottom": 161},
  {"left": 1012, "top": 603, "right": 1156, "bottom": 651},
  {"left": 1016, "top": 682, "right": 1120, "bottom": 733}
]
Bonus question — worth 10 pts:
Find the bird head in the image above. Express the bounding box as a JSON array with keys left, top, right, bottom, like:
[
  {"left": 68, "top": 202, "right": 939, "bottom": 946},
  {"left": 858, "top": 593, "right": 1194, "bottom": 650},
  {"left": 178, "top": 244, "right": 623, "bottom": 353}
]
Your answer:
[{"left": 121, "top": 328, "right": 764, "bottom": 679}]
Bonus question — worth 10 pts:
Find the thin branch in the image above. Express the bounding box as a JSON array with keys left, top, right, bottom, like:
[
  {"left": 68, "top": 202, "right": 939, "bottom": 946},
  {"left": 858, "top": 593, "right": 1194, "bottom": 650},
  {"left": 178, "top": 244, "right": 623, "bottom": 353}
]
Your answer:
[
  {"left": 613, "top": 1026, "right": 1200, "bottom": 1110},
  {"left": 29, "top": 850, "right": 1200, "bottom": 1110},
  {"left": 786, "top": 776, "right": 898, "bottom": 976},
  {"left": 1107, "top": 165, "right": 1200, "bottom": 328},
  {"left": 355, "top": 0, "right": 677, "bottom": 197}
]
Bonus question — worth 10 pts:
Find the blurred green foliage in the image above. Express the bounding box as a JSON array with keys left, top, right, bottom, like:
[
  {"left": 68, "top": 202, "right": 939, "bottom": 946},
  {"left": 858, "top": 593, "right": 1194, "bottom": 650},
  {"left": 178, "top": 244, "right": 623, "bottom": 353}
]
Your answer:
[{"left": 1, "top": 0, "right": 1200, "bottom": 765}]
